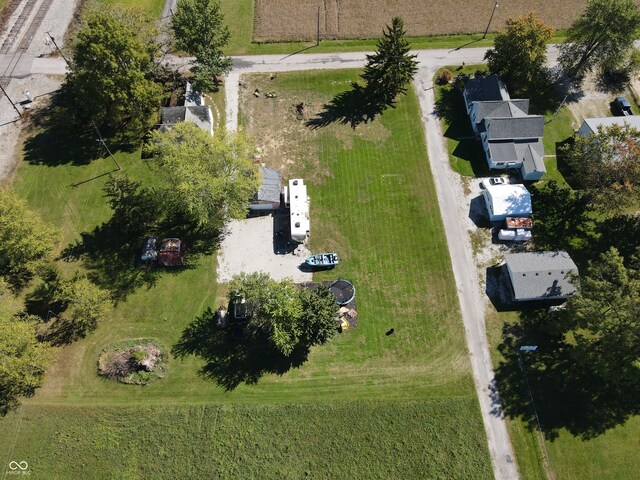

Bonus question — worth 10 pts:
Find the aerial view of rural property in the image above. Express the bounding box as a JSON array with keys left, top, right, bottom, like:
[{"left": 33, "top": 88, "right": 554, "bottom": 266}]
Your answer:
[{"left": 1, "top": 0, "right": 639, "bottom": 478}]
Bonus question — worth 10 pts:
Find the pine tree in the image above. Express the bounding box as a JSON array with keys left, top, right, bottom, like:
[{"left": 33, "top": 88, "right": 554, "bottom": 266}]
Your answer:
[{"left": 361, "top": 17, "right": 418, "bottom": 104}]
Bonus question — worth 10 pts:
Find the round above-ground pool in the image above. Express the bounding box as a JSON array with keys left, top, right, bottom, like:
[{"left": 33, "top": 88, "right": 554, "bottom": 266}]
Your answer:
[{"left": 330, "top": 279, "right": 355, "bottom": 305}]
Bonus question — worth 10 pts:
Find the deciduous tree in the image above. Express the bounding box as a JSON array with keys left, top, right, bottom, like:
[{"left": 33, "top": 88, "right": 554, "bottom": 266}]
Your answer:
[
  {"left": 0, "top": 317, "right": 53, "bottom": 415},
  {"left": 559, "top": 0, "right": 640, "bottom": 81},
  {"left": 172, "top": 0, "right": 232, "bottom": 92},
  {"left": 228, "top": 273, "right": 339, "bottom": 356},
  {"left": 561, "top": 247, "right": 640, "bottom": 383},
  {"left": 66, "top": 4, "right": 163, "bottom": 134},
  {"left": 145, "top": 122, "right": 260, "bottom": 234},
  {"left": 361, "top": 17, "right": 418, "bottom": 104},
  {"left": 484, "top": 12, "right": 554, "bottom": 93},
  {"left": 52, "top": 275, "right": 112, "bottom": 341},
  {"left": 299, "top": 286, "right": 339, "bottom": 346},
  {"left": 0, "top": 188, "right": 58, "bottom": 288},
  {"left": 561, "top": 124, "right": 640, "bottom": 210}
]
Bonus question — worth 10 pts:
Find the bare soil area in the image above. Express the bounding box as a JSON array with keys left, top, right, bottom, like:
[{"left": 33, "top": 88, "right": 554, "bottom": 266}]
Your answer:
[
  {"left": 254, "top": 0, "right": 590, "bottom": 42},
  {"left": 239, "top": 73, "right": 389, "bottom": 181}
]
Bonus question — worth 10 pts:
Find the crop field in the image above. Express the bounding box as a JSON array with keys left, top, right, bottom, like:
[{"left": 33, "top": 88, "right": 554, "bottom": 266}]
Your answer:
[
  {"left": 254, "top": 0, "right": 588, "bottom": 42},
  {"left": 0, "top": 69, "right": 493, "bottom": 477}
]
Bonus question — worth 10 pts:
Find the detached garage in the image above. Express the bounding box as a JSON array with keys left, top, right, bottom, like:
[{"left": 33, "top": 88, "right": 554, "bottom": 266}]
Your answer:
[{"left": 504, "top": 251, "right": 579, "bottom": 302}]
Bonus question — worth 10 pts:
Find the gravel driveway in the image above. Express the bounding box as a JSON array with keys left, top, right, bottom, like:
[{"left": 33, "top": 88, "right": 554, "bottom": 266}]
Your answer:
[{"left": 216, "top": 215, "right": 312, "bottom": 283}]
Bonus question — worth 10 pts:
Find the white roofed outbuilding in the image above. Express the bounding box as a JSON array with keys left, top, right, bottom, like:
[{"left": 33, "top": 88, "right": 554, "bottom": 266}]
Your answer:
[{"left": 483, "top": 183, "right": 532, "bottom": 221}]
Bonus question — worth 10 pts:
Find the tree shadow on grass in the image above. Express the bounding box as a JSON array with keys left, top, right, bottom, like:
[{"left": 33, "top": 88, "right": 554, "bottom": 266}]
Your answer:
[
  {"left": 529, "top": 181, "right": 596, "bottom": 262},
  {"left": 305, "top": 83, "right": 391, "bottom": 129},
  {"left": 22, "top": 89, "right": 140, "bottom": 167},
  {"left": 60, "top": 202, "right": 219, "bottom": 303},
  {"left": 172, "top": 308, "right": 309, "bottom": 390},
  {"left": 434, "top": 85, "right": 491, "bottom": 176},
  {"left": 495, "top": 309, "right": 640, "bottom": 440}
]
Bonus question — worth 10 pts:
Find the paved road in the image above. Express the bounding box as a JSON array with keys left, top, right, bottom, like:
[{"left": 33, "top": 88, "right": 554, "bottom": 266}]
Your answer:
[{"left": 8, "top": 43, "right": 570, "bottom": 479}]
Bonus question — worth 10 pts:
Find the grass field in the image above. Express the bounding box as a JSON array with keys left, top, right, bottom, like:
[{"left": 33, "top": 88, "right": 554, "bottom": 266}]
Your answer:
[
  {"left": 486, "top": 308, "right": 640, "bottom": 480},
  {"left": 0, "top": 400, "right": 491, "bottom": 478},
  {"left": 253, "top": 0, "right": 584, "bottom": 42},
  {"left": 0, "top": 69, "right": 493, "bottom": 477}
]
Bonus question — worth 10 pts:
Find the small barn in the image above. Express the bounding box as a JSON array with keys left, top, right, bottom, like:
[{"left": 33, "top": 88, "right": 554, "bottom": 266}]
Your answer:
[
  {"left": 504, "top": 251, "right": 579, "bottom": 302},
  {"left": 249, "top": 167, "right": 281, "bottom": 211}
]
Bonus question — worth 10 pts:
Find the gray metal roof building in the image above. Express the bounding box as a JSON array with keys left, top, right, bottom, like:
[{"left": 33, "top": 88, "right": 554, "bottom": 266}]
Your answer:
[
  {"left": 249, "top": 166, "right": 281, "bottom": 210},
  {"left": 504, "top": 251, "right": 579, "bottom": 302}
]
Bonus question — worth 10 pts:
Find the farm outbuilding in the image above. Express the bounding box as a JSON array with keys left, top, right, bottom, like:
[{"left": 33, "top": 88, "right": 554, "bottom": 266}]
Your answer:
[
  {"left": 160, "top": 83, "right": 213, "bottom": 136},
  {"left": 504, "top": 251, "right": 579, "bottom": 302},
  {"left": 249, "top": 167, "right": 281, "bottom": 211}
]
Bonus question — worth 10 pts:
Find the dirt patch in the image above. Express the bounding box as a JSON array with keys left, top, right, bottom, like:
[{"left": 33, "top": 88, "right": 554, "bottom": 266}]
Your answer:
[
  {"left": 567, "top": 73, "right": 616, "bottom": 127},
  {"left": 254, "top": 0, "right": 591, "bottom": 42},
  {"left": 97, "top": 339, "right": 168, "bottom": 385},
  {"left": 240, "top": 73, "right": 389, "bottom": 183}
]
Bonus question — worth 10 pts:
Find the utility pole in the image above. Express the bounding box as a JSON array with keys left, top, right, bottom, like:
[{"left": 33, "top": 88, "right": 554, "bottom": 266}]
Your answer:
[
  {"left": 482, "top": 1, "right": 499, "bottom": 39},
  {"left": 518, "top": 347, "right": 556, "bottom": 480},
  {"left": 46, "top": 31, "right": 70, "bottom": 66},
  {"left": 317, "top": 5, "right": 321, "bottom": 46},
  {"left": 91, "top": 119, "right": 122, "bottom": 171},
  {"left": 0, "top": 82, "right": 22, "bottom": 118}
]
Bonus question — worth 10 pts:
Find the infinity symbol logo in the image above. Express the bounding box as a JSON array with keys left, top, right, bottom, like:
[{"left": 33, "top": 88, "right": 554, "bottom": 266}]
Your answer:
[{"left": 8, "top": 461, "right": 28, "bottom": 470}]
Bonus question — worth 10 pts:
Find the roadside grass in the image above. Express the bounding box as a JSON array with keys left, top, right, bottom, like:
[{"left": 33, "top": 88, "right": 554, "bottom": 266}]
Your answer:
[
  {"left": 486, "top": 307, "right": 640, "bottom": 480},
  {"left": 0, "top": 69, "right": 493, "bottom": 478},
  {"left": 99, "top": 0, "right": 165, "bottom": 17},
  {"left": 0, "top": 400, "right": 492, "bottom": 479},
  {"left": 433, "top": 64, "right": 489, "bottom": 177}
]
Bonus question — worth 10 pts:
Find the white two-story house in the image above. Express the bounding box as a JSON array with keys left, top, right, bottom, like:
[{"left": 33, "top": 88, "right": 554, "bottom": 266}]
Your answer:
[{"left": 463, "top": 75, "right": 546, "bottom": 181}]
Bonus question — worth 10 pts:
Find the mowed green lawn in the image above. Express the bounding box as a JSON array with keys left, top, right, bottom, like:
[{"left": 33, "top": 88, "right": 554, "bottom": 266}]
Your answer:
[
  {"left": 99, "top": 0, "right": 165, "bottom": 17},
  {"left": 0, "top": 400, "right": 490, "bottom": 478},
  {"left": 0, "top": 69, "right": 492, "bottom": 477}
]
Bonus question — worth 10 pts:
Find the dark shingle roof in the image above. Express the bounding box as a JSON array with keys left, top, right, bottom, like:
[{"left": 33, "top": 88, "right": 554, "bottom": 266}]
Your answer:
[
  {"left": 519, "top": 141, "right": 546, "bottom": 176},
  {"left": 488, "top": 141, "right": 517, "bottom": 162},
  {"left": 464, "top": 74, "right": 510, "bottom": 103},
  {"left": 486, "top": 116, "right": 544, "bottom": 140},
  {"left": 160, "top": 106, "right": 213, "bottom": 134},
  {"left": 505, "top": 251, "right": 579, "bottom": 301}
]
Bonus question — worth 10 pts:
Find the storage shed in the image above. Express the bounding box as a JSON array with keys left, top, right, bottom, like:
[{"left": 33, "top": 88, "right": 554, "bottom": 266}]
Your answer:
[{"left": 504, "top": 251, "right": 579, "bottom": 302}]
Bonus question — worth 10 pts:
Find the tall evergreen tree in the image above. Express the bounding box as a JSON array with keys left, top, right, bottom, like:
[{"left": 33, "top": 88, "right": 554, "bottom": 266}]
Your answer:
[{"left": 361, "top": 17, "right": 418, "bottom": 104}]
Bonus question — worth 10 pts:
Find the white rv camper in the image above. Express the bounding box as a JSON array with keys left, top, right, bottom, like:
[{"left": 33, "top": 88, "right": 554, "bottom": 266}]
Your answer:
[{"left": 283, "top": 178, "right": 310, "bottom": 243}]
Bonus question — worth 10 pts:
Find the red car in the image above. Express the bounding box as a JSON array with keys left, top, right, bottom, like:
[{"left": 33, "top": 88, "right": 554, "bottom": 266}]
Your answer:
[{"left": 157, "top": 238, "right": 186, "bottom": 267}]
